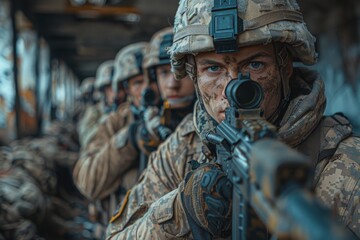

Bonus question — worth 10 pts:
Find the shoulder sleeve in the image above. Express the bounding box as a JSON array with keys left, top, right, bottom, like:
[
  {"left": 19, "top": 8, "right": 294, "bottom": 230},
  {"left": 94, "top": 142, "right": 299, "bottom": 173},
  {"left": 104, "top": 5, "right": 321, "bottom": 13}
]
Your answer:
[
  {"left": 106, "top": 114, "right": 196, "bottom": 239},
  {"left": 87, "top": 105, "right": 128, "bottom": 150},
  {"left": 73, "top": 104, "right": 137, "bottom": 200},
  {"left": 315, "top": 136, "right": 360, "bottom": 237},
  {"left": 77, "top": 106, "right": 101, "bottom": 148}
]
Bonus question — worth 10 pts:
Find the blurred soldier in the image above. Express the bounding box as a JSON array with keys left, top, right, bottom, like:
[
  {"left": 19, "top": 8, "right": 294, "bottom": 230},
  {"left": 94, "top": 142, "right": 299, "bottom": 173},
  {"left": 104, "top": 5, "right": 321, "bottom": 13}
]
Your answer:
[
  {"left": 106, "top": 0, "right": 360, "bottom": 239},
  {"left": 77, "top": 61, "right": 119, "bottom": 149},
  {"left": 133, "top": 27, "right": 196, "bottom": 168},
  {"left": 73, "top": 42, "right": 149, "bottom": 234},
  {"left": 94, "top": 60, "right": 116, "bottom": 114},
  {"left": 74, "top": 26, "right": 195, "bottom": 234},
  {"left": 80, "top": 77, "right": 96, "bottom": 106},
  {"left": 73, "top": 77, "right": 96, "bottom": 123}
]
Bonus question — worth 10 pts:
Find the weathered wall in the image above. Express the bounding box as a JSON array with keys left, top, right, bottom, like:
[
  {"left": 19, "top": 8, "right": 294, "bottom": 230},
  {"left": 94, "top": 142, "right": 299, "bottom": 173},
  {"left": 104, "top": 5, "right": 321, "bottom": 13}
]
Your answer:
[
  {"left": 0, "top": 0, "right": 16, "bottom": 144},
  {"left": 300, "top": 0, "right": 360, "bottom": 132}
]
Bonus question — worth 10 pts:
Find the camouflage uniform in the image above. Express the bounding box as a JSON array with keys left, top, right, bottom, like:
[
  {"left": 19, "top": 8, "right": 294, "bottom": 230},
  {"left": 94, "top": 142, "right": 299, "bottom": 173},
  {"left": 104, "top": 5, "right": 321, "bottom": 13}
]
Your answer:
[
  {"left": 77, "top": 61, "right": 115, "bottom": 150},
  {"left": 73, "top": 43, "right": 148, "bottom": 228},
  {"left": 74, "top": 102, "right": 138, "bottom": 221},
  {"left": 77, "top": 103, "right": 103, "bottom": 149},
  {"left": 75, "top": 77, "right": 97, "bottom": 122},
  {"left": 106, "top": 68, "right": 360, "bottom": 239}
]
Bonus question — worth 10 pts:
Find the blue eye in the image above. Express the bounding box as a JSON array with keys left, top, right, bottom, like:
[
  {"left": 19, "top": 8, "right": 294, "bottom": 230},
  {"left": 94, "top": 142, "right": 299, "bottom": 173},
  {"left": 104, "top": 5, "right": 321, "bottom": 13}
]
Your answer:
[
  {"left": 249, "top": 62, "right": 263, "bottom": 70},
  {"left": 207, "top": 66, "right": 220, "bottom": 72}
]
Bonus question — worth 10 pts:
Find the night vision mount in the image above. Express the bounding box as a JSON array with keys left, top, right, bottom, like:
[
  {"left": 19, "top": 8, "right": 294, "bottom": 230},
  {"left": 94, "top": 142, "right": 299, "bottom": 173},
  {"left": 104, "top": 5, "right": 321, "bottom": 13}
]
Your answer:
[{"left": 209, "top": 0, "right": 243, "bottom": 53}]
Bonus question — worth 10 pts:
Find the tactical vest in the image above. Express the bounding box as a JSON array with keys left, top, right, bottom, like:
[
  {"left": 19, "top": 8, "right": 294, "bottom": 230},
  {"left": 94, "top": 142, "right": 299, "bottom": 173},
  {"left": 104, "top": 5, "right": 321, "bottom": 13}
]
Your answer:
[{"left": 296, "top": 113, "right": 353, "bottom": 187}]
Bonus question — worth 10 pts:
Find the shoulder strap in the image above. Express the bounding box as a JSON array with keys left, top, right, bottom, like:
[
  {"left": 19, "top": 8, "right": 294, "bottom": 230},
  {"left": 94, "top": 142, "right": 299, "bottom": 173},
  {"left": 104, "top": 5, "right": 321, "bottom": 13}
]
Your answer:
[
  {"left": 297, "top": 117, "right": 323, "bottom": 166},
  {"left": 297, "top": 113, "right": 353, "bottom": 187},
  {"left": 297, "top": 113, "right": 353, "bottom": 166}
]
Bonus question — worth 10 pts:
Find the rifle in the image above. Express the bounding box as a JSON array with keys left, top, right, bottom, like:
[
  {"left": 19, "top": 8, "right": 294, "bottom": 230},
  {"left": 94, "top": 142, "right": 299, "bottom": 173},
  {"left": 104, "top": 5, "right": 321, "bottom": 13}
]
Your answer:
[
  {"left": 206, "top": 73, "right": 354, "bottom": 239},
  {"left": 140, "top": 87, "right": 172, "bottom": 141},
  {"left": 138, "top": 88, "right": 172, "bottom": 174}
]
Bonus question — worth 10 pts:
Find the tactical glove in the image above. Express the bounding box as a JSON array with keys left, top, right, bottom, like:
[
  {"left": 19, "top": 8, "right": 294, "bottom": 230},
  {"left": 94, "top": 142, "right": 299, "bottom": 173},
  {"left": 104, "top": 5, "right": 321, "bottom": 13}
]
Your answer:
[
  {"left": 180, "top": 163, "right": 232, "bottom": 238},
  {"left": 134, "top": 107, "right": 172, "bottom": 155},
  {"left": 143, "top": 106, "right": 162, "bottom": 141}
]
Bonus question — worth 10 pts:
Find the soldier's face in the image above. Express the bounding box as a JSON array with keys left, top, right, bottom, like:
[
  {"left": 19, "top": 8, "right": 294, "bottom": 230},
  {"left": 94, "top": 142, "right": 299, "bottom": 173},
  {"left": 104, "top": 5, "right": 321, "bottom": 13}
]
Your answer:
[
  {"left": 127, "top": 74, "right": 146, "bottom": 107},
  {"left": 104, "top": 85, "right": 115, "bottom": 106},
  {"left": 116, "top": 83, "right": 127, "bottom": 105},
  {"left": 195, "top": 44, "right": 286, "bottom": 123},
  {"left": 156, "top": 64, "right": 195, "bottom": 108}
]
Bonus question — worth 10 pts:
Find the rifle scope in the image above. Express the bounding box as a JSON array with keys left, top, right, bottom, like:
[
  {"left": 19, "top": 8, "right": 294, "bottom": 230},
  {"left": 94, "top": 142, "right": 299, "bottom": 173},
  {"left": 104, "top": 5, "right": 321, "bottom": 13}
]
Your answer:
[
  {"left": 225, "top": 73, "right": 264, "bottom": 109},
  {"left": 141, "top": 87, "right": 158, "bottom": 107}
]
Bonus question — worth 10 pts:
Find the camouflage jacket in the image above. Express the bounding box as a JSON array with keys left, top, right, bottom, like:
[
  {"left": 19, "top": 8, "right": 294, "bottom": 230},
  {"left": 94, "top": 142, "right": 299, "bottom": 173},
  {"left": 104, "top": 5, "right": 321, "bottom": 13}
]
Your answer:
[
  {"left": 77, "top": 103, "right": 103, "bottom": 149},
  {"left": 73, "top": 101, "right": 140, "bottom": 226},
  {"left": 106, "top": 68, "right": 360, "bottom": 239}
]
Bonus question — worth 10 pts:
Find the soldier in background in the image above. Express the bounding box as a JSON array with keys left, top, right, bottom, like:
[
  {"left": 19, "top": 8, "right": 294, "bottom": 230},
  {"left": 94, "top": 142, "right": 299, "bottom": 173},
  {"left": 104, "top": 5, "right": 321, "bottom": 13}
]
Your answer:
[
  {"left": 74, "top": 26, "right": 197, "bottom": 236},
  {"left": 94, "top": 60, "right": 117, "bottom": 115},
  {"left": 131, "top": 27, "right": 196, "bottom": 168},
  {"left": 106, "top": 0, "right": 360, "bottom": 238},
  {"left": 73, "top": 42, "right": 149, "bottom": 236},
  {"left": 73, "top": 77, "right": 96, "bottom": 124},
  {"left": 77, "top": 60, "right": 120, "bottom": 150}
]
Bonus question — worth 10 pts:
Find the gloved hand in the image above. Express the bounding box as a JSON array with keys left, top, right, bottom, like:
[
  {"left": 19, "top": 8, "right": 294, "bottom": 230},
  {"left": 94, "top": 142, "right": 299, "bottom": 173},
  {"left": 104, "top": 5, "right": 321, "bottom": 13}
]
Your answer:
[
  {"left": 180, "top": 163, "right": 232, "bottom": 238},
  {"left": 134, "top": 106, "right": 173, "bottom": 155},
  {"left": 134, "top": 107, "right": 162, "bottom": 155},
  {"left": 143, "top": 106, "right": 162, "bottom": 141}
]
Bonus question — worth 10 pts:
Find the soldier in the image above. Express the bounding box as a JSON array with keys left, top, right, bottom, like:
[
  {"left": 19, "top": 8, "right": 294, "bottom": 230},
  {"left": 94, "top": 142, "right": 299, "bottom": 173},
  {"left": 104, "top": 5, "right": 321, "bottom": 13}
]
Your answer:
[
  {"left": 73, "top": 77, "right": 96, "bottom": 123},
  {"left": 74, "top": 27, "right": 196, "bottom": 234},
  {"left": 94, "top": 60, "right": 116, "bottom": 114},
  {"left": 81, "top": 77, "right": 97, "bottom": 105},
  {"left": 73, "top": 42, "right": 149, "bottom": 231},
  {"left": 77, "top": 61, "right": 118, "bottom": 149},
  {"left": 133, "top": 27, "right": 196, "bottom": 161},
  {"left": 106, "top": 0, "right": 360, "bottom": 239}
]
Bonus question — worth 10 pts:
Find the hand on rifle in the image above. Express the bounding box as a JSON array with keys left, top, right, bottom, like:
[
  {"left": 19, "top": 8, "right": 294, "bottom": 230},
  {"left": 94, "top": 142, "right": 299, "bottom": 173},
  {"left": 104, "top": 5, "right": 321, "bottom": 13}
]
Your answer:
[
  {"left": 180, "top": 163, "right": 232, "bottom": 238},
  {"left": 135, "top": 106, "right": 164, "bottom": 155},
  {"left": 143, "top": 106, "right": 162, "bottom": 141}
]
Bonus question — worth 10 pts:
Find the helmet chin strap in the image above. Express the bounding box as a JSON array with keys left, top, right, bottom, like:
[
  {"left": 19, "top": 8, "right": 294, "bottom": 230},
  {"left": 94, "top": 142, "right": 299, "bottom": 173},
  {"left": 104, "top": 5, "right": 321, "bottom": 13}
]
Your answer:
[
  {"left": 267, "top": 43, "right": 291, "bottom": 125},
  {"left": 185, "top": 55, "right": 209, "bottom": 113}
]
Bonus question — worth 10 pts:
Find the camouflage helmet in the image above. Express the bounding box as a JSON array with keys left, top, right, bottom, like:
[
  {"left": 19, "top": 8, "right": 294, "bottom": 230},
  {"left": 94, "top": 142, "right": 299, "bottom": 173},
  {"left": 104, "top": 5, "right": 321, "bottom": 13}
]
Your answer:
[
  {"left": 112, "top": 42, "right": 148, "bottom": 92},
  {"left": 143, "top": 27, "right": 174, "bottom": 82},
  {"left": 95, "top": 60, "right": 114, "bottom": 90},
  {"left": 169, "top": 0, "right": 318, "bottom": 80},
  {"left": 80, "top": 77, "right": 95, "bottom": 96}
]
